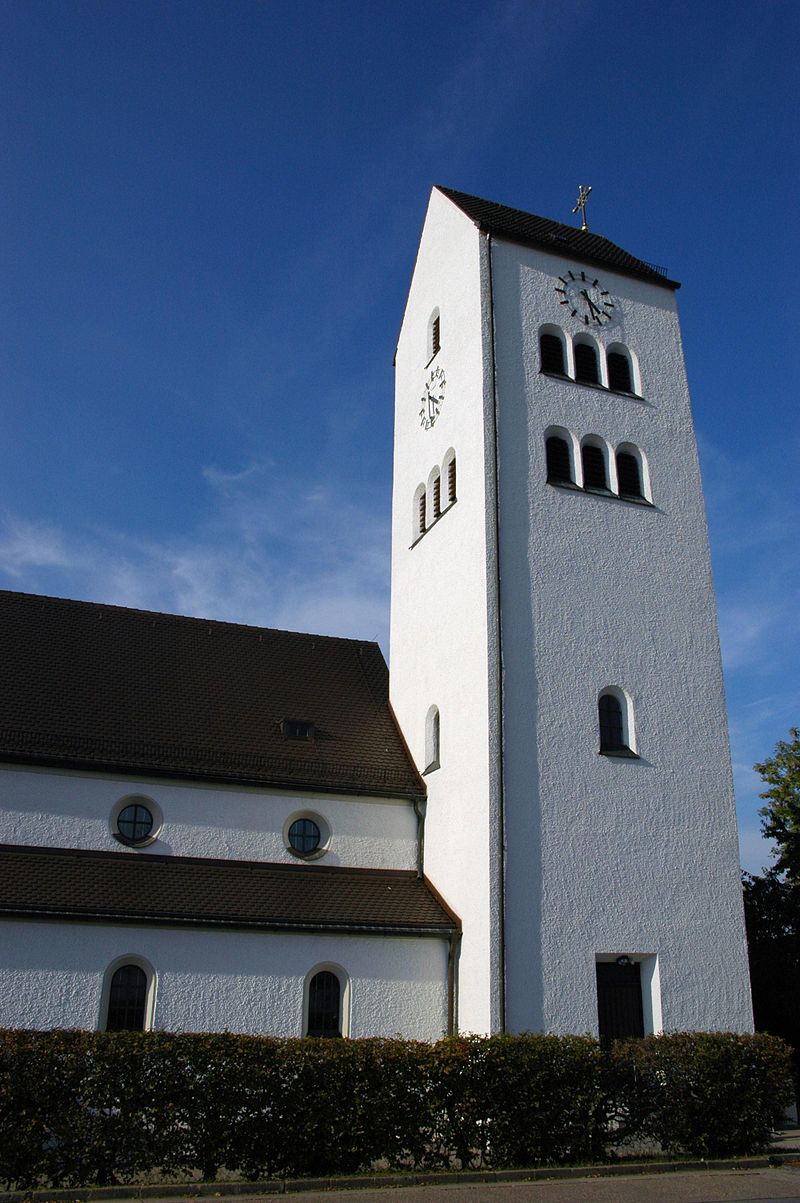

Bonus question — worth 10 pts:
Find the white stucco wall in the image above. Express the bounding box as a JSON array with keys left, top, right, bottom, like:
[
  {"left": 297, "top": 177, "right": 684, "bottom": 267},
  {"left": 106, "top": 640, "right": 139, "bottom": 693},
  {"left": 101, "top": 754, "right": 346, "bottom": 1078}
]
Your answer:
[
  {"left": 489, "top": 237, "right": 753, "bottom": 1035},
  {"left": 390, "top": 189, "right": 499, "bottom": 1032},
  {"left": 0, "top": 764, "right": 417, "bottom": 870},
  {"left": 390, "top": 188, "right": 751, "bottom": 1039},
  {"left": 1, "top": 918, "right": 449, "bottom": 1040}
]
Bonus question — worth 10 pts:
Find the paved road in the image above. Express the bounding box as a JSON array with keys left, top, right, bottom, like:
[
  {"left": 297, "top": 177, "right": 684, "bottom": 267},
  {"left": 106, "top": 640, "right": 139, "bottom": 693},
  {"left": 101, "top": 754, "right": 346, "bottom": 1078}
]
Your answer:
[{"left": 122, "top": 1166, "right": 800, "bottom": 1203}]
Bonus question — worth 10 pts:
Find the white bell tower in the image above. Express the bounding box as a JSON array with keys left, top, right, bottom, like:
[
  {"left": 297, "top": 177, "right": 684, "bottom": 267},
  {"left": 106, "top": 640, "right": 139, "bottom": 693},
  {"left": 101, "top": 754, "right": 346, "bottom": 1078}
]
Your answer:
[{"left": 390, "top": 186, "right": 753, "bottom": 1038}]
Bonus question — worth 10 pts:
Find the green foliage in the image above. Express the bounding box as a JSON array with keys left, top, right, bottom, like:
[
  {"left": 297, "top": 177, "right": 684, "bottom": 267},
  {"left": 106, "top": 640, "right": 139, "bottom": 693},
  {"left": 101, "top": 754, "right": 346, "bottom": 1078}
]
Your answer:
[
  {"left": 605, "top": 1032, "right": 793, "bottom": 1157},
  {"left": 743, "top": 870, "right": 800, "bottom": 1085},
  {"left": 0, "top": 1029, "right": 792, "bottom": 1188},
  {"left": 756, "top": 728, "right": 800, "bottom": 880}
]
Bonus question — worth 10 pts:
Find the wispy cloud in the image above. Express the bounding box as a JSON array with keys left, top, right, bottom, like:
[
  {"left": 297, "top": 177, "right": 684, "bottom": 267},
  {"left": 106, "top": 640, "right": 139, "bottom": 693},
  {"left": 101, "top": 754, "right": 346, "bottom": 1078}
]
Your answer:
[{"left": 0, "top": 463, "right": 391, "bottom": 649}]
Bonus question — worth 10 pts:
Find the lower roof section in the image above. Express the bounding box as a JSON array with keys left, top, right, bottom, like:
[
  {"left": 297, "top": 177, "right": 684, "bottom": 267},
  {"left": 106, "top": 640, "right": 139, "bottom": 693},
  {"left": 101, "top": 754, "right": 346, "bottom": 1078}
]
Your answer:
[{"left": 0, "top": 843, "right": 459, "bottom": 937}]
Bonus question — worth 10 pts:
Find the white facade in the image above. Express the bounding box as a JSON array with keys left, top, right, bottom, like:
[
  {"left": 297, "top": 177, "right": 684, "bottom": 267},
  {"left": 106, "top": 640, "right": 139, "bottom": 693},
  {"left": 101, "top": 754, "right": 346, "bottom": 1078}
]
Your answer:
[
  {"left": 390, "top": 187, "right": 753, "bottom": 1037},
  {"left": 1, "top": 918, "right": 448, "bottom": 1040},
  {"left": 0, "top": 764, "right": 417, "bottom": 870}
]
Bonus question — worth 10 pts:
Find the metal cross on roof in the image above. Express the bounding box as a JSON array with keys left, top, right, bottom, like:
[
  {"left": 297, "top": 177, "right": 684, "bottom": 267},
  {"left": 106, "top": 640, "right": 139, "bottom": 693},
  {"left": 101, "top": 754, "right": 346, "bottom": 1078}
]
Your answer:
[{"left": 572, "top": 184, "right": 592, "bottom": 232}]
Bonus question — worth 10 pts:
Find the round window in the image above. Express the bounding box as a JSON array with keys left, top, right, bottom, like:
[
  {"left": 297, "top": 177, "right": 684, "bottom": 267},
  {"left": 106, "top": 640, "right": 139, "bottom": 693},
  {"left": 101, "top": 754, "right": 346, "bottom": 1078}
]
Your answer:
[
  {"left": 117, "top": 803, "right": 154, "bottom": 844},
  {"left": 288, "top": 817, "right": 321, "bottom": 855}
]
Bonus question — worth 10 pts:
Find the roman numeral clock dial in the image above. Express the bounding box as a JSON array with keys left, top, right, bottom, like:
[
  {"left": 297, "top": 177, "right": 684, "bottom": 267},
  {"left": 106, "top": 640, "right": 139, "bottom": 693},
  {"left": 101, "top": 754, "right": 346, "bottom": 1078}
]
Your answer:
[{"left": 555, "top": 270, "right": 615, "bottom": 325}]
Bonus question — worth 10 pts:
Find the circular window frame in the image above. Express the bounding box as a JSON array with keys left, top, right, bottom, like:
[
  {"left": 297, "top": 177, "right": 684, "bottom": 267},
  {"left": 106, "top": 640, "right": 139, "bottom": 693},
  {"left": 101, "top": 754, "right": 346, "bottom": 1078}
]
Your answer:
[
  {"left": 110, "top": 795, "right": 163, "bottom": 848},
  {"left": 283, "top": 811, "right": 331, "bottom": 861}
]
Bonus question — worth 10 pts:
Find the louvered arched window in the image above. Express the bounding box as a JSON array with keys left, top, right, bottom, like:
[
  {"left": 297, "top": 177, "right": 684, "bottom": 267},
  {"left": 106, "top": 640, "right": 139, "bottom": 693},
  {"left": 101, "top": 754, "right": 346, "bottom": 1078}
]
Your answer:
[
  {"left": 582, "top": 443, "right": 608, "bottom": 490},
  {"left": 432, "top": 471, "right": 441, "bottom": 520},
  {"left": 574, "top": 342, "right": 599, "bottom": 385},
  {"left": 427, "top": 309, "right": 441, "bottom": 362},
  {"left": 447, "top": 454, "right": 457, "bottom": 505},
  {"left": 546, "top": 436, "right": 572, "bottom": 484},
  {"left": 616, "top": 451, "right": 643, "bottom": 498},
  {"left": 413, "top": 484, "right": 426, "bottom": 538},
  {"left": 608, "top": 351, "right": 633, "bottom": 393},
  {"left": 307, "top": 970, "right": 342, "bottom": 1037},
  {"left": 540, "top": 332, "right": 566, "bottom": 376}
]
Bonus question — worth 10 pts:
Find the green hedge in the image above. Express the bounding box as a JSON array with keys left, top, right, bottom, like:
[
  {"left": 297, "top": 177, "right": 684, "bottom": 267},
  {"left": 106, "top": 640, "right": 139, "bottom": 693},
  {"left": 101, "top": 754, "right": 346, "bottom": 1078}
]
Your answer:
[{"left": 0, "top": 1030, "right": 792, "bottom": 1188}]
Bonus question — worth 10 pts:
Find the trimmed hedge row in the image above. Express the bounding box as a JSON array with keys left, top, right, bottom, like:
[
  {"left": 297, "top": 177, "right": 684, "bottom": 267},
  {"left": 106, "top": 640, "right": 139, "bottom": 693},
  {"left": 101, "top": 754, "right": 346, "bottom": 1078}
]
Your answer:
[{"left": 0, "top": 1029, "right": 792, "bottom": 1188}]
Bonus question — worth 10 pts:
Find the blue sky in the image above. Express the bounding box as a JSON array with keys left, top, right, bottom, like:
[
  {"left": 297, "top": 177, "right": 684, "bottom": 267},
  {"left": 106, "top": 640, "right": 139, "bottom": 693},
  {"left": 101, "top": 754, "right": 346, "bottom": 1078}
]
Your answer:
[{"left": 1, "top": 0, "right": 797, "bottom": 873}]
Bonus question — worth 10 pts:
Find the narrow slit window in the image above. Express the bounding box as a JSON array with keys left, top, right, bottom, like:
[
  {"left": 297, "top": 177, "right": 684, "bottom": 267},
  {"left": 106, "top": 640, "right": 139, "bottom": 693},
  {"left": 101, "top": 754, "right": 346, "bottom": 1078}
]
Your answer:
[
  {"left": 546, "top": 436, "right": 572, "bottom": 484},
  {"left": 447, "top": 456, "right": 457, "bottom": 504},
  {"left": 616, "top": 452, "right": 643, "bottom": 498},
  {"left": 307, "top": 970, "right": 342, "bottom": 1037},
  {"left": 418, "top": 491, "right": 427, "bottom": 534},
  {"left": 425, "top": 705, "right": 440, "bottom": 773},
  {"left": 608, "top": 352, "right": 633, "bottom": 393},
  {"left": 582, "top": 444, "right": 608, "bottom": 490},
  {"left": 574, "top": 343, "right": 600, "bottom": 385},
  {"left": 540, "top": 333, "right": 565, "bottom": 375},
  {"left": 432, "top": 474, "right": 441, "bottom": 519}
]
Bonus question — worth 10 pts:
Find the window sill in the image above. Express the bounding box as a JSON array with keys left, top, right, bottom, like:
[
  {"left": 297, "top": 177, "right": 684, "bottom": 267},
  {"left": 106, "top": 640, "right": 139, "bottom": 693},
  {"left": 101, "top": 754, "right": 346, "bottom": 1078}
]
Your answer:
[
  {"left": 540, "top": 370, "right": 643, "bottom": 401},
  {"left": 410, "top": 498, "right": 457, "bottom": 548},
  {"left": 599, "top": 747, "right": 640, "bottom": 760},
  {"left": 547, "top": 480, "right": 653, "bottom": 507}
]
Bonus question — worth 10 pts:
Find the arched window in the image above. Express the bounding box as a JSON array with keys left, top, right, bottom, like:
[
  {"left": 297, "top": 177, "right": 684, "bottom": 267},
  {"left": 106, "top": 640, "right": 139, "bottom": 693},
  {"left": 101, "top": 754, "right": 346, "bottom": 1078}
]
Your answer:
[
  {"left": 431, "top": 470, "right": 441, "bottom": 520},
  {"left": 607, "top": 350, "right": 633, "bottom": 393},
  {"left": 101, "top": 958, "right": 155, "bottom": 1031},
  {"left": 427, "top": 309, "right": 441, "bottom": 362},
  {"left": 446, "top": 453, "right": 457, "bottom": 505},
  {"left": 413, "top": 484, "right": 426, "bottom": 540},
  {"left": 424, "top": 705, "right": 440, "bottom": 773},
  {"left": 582, "top": 442, "right": 609, "bottom": 491},
  {"left": 540, "top": 332, "right": 566, "bottom": 376},
  {"left": 574, "top": 341, "right": 599, "bottom": 385},
  {"left": 598, "top": 689, "right": 637, "bottom": 757},
  {"left": 546, "top": 436, "right": 572, "bottom": 485},
  {"left": 616, "top": 450, "right": 643, "bottom": 498},
  {"left": 307, "top": 969, "right": 343, "bottom": 1037}
]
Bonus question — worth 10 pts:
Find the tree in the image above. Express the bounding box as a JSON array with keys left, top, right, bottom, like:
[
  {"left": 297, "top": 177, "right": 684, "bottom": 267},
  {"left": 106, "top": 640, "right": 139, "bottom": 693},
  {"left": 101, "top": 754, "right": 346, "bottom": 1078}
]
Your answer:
[
  {"left": 743, "top": 870, "right": 800, "bottom": 1084},
  {"left": 756, "top": 728, "right": 800, "bottom": 880}
]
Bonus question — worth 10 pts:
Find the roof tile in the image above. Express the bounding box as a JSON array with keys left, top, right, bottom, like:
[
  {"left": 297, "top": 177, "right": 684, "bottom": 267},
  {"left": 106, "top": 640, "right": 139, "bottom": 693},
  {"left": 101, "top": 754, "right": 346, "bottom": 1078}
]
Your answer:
[
  {"left": 0, "top": 591, "right": 424, "bottom": 798},
  {"left": 0, "top": 844, "right": 458, "bottom": 934},
  {"left": 437, "top": 186, "right": 679, "bottom": 289}
]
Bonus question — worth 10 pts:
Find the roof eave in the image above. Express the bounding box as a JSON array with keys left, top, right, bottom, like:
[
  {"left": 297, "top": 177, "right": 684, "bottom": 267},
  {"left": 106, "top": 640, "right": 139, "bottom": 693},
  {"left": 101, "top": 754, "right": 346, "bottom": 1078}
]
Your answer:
[{"left": 0, "top": 906, "right": 457, "bottom": 937}]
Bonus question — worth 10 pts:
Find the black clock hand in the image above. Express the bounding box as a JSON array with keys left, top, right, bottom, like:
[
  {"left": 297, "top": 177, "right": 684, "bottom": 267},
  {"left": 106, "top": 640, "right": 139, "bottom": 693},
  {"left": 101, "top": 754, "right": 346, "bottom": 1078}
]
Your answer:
[{"left": 582, "top": 290, "right": 602, "bottom": 316}]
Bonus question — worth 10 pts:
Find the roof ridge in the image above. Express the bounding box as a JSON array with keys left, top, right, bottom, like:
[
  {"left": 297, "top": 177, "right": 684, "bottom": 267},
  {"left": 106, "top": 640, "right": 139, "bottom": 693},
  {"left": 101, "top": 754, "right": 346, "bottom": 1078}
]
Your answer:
[
  {"left": 0, "top": 588, "right": 380, "bottom": 648},
  {"left": 434, "top": 185, "right": 679, "bottom": 289}
]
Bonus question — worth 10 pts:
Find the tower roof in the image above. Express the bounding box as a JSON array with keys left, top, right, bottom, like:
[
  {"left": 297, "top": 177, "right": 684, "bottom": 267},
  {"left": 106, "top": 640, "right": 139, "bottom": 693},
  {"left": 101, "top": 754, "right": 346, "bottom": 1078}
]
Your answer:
[
  {"left": 0, "top": 590, "right": 425, "bottom": 799},
  {"left": 436, "top": 186, "right": 680, "bottom": 290}
]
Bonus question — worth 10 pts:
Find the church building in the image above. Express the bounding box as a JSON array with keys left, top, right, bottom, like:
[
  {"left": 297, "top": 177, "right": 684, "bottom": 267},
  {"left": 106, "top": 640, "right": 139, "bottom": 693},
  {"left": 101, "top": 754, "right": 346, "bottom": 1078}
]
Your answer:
[{"left": 0, "top": 187, "right": 753, "bottom": 1041}]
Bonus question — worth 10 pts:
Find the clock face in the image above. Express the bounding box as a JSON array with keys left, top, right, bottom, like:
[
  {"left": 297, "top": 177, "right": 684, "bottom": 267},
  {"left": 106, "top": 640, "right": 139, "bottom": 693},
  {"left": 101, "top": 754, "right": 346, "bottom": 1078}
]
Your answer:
[
  {"left": 554, "top": 269, "right": 615, "bottom": 326},
  {"left": 419, "top": 365, "right": 446, "bottom": 430}
]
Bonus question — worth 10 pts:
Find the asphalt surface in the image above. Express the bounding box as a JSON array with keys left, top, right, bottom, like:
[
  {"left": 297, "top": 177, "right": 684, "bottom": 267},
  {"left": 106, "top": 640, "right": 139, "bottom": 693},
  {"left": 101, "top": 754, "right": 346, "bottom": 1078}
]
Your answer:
[{"left": 75, "top": 1166, "right": 800, "bottom": 1203}]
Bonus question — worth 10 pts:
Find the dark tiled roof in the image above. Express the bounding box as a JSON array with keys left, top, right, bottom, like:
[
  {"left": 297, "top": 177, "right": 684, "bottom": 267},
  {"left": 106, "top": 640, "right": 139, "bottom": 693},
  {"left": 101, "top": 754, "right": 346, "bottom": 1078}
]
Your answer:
[
  {"left": 0, "top": 590, "right": 424, "bottom": 798},
  {"left": 437, "top": 186, "right": 680, "bottom": 290},
  {"left": 0, "top": 844, "right": 458, "bottom": 934}
]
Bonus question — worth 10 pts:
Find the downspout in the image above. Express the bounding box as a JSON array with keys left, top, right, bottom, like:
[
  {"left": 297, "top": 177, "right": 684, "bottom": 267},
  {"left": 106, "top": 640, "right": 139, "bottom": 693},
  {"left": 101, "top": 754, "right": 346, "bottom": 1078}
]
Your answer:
[
  {"left": 484, "top": 229, "right": 506, "bottom": 1032},
  {"left": 446, "top": 930, "right": 462, "bottom": 1035},
  {"left": 413, "top": 796, "right": 427, "bottom": 879}
]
